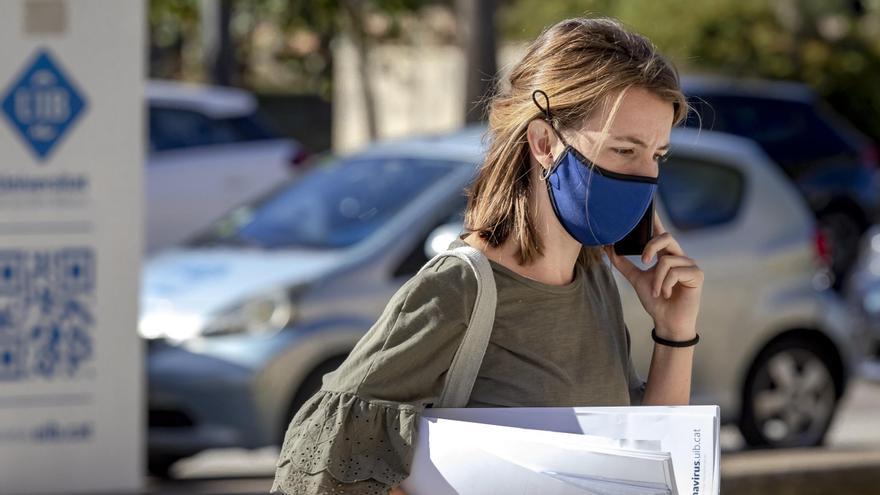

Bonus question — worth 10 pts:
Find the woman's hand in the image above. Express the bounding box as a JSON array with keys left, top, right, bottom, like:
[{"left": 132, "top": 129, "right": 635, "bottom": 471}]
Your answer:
[
  {"left": 389, "top": 486, "right": 408, "bottom": 495},
  {"left": 603, "top": 212, "right": 703, "bottom": 339}
]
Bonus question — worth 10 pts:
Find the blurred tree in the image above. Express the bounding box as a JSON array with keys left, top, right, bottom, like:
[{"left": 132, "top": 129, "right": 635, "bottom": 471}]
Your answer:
[
  {"left": 149, "top": 0, "right": 200, "bottom": 80},
  {"left": 458, "top": 0, "right": 498, "bottom": 123},
  {"left": 202, "top": 0, "right": 235, "bottom": 86},
  {"left": 271, "top": 0, "right": 440, "bottom": 139},
  {"left": 498, "top": 0, "right": 880, "bottom": 142},
  {"left": 150, "top": 0, "right": 474, "bottom": 146},
  {"left": 498, "top": 0, "right": 612, "bottom": 40}
]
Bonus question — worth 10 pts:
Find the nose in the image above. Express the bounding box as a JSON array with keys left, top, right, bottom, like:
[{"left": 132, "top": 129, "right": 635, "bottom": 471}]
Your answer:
[{"left": 639, "top": 156, "right": 659, "bottom": 178}]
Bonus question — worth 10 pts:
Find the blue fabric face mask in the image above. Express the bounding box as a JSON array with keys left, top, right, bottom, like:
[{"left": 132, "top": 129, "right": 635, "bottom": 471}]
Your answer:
[{"left": 533, "top": 90, "right": 658, "bottom": 247}]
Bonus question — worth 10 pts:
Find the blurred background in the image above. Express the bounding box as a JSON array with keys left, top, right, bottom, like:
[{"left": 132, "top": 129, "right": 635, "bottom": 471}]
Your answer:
[{"left": 9, "top": 0, "right": 880, "bottom": 493}]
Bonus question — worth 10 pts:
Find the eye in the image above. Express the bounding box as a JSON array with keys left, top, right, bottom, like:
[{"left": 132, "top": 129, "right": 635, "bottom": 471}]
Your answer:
[
  {"left": 612, "top": 148, "right": 634, "bottom": 156},
  {"left": 654, "top": 152, "right": 670, "bottom": 163}
]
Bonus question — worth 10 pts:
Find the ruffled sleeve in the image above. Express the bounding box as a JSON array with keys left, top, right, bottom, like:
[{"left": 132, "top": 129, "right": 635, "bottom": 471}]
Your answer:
[{"left": 272, "top": 255, "right": 477, "bottom": 494}]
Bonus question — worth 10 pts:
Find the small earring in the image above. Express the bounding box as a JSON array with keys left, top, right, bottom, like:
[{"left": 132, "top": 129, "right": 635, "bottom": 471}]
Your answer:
[{"left": 540, "top": 151, "right": 555, "bottom": 181}]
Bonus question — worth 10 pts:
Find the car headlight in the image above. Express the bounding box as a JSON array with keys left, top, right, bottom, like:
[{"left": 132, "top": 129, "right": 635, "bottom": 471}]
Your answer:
[
  {"left": 138, "top": 307, "right": 204, "bottom": 342},
  {"left": 201, "top": 288, "right": 298, "bottom": 338}
]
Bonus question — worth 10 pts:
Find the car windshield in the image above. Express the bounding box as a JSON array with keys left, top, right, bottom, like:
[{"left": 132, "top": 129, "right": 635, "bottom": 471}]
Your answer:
[{"left": 189, "top": 156, "right": 457, "bottom": 249}]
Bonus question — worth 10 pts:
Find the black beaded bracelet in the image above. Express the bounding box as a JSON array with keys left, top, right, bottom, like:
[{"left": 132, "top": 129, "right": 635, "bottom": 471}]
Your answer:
[{"left": 651, "top": 328, "right": 700, "bottom": 347}]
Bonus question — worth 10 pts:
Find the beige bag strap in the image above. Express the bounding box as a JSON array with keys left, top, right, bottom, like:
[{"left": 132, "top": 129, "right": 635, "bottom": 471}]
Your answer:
[{"left": 417, "top": 245, "right": 497, "bottom": 409}]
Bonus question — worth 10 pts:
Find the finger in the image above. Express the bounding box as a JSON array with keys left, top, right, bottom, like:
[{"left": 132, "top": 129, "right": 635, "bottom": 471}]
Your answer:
[
  {"left": 642, "top": 232, "right": 685, "bottom": 263},
  {"left": 604, "top": 245, "right": 641, "bottom": 284},
  {"left": 661, "top": 265, "right": 704, "bottom": 299},
  {"left": 652, "top": 255, "right": 695, "bottom": 298}
]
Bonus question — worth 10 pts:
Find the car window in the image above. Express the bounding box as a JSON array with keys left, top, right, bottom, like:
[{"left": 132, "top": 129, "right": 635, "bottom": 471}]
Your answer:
[
  {"left": 685, "top": 95, "right": 855, "bottom": 169},
  {"left": 657, "top": 157, "right": 744, "bottom": 230},
  {"left": 149, "top": 106, "right": 278, "bottom": 152},
  {"left": 149, "top": 107, "right": 214, "bottom": 151},
  {"left": 209, "top": 115, "right": 278, "bottom": 143},
  {"left": 188, "top": 157, "right": 457, "bottom": 249}
]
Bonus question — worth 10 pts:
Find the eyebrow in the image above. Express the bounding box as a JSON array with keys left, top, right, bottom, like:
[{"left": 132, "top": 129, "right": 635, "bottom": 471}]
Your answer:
[{"left": 613, "top": 135, "right": 670, "bottom": 150}]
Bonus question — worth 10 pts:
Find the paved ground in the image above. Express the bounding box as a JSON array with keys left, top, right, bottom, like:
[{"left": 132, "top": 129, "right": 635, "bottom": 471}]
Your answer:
[{"left": 137, "top": 369, "right": 880, "bottom": 494}]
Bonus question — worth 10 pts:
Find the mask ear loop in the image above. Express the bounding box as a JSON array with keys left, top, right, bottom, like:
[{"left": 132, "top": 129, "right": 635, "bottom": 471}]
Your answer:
[
  {"left": 532, "top": 89, "right": 553, "bottom": 122},
  {"left": 531, "top": 89, "right": 568, "bottom": 181}
]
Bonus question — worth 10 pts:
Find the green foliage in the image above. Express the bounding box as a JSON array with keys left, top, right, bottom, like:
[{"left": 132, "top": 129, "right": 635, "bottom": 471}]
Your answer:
[
  {"left": 149, "top": 0, "right": 199, "bottom": 48},
  {"left": 498, "top": 0, "right": 612, "bottom": 39},
  {"left": 149, "top": 0, "right": 443, "bottom": 96}
]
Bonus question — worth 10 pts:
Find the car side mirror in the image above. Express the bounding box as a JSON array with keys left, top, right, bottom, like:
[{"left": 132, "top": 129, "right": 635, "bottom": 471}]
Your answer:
[{"left": 424, "top": 222, "right": 464, "bottom": 259}]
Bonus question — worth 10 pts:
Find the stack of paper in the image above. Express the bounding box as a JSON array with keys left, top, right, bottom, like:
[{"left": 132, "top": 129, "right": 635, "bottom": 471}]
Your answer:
[{"left": 400, "top": 405, "right": 719, "bottom": 495}]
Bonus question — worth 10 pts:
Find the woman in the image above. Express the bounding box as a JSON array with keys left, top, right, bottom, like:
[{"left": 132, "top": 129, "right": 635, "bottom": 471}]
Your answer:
[{"left": 271, "top": 16, "right": 703, "bottom": 495}]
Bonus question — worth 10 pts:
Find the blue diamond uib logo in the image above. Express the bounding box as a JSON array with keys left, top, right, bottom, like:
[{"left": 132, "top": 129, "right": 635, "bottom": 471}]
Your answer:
[{"left": 1, "top": 49, "right": 87, "bottom": 161}]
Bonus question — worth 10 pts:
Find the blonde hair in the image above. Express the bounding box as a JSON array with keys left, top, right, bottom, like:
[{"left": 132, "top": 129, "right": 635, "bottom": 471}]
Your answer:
[{"left": 465, "top": 16, "right": 689, "bottom": 268}]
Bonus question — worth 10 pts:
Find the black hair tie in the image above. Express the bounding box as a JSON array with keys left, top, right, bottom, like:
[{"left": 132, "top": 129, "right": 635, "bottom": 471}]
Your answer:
[{"left": 651, "top": 328, "right": 700, "bottom": 347}]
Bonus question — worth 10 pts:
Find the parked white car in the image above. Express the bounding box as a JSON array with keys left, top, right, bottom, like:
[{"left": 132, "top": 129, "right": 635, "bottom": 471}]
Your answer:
[
  {"left": 146, "top": 80, "right": 309, "bottom": 253},
  {"left": 142, "top": 125, "right": 870, "bottom": 477}
]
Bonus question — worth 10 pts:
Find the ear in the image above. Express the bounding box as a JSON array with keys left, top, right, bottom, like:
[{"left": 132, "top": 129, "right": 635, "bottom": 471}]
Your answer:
[{"left": 526, "top": 119, "right": 561, "bottom": 173}]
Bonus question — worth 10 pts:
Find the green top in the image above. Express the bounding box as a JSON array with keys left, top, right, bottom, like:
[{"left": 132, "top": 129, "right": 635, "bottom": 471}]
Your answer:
[{"left": 271, "top": 239, "right": 646, "bottom": 494}]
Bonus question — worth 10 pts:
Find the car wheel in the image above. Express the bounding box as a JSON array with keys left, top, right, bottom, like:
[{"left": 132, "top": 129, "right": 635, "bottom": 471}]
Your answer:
[
  {"left": 147, "top": 454, "right": 185, "bottom": 479},
  {"left": 279, "top": 355, "right": 348, "bottom": 443},
  {"left": 739, "top": 338, "right": 840, "bottom": 448}
]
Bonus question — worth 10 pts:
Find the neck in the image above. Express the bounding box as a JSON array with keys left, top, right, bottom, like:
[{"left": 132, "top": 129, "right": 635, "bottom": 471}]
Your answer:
[{"left": 463, "top": 184, "right": 582, "bottom": 286}]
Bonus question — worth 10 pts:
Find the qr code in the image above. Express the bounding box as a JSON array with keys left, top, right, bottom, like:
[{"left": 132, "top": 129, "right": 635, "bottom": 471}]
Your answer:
[{"left": 0, "top": 248, "right": 95, "bottom": 381}]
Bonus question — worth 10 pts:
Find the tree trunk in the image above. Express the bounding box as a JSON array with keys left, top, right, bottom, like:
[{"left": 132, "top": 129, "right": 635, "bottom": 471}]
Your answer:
[
  {"left": 201, "top": 0, "right": 235, "bottom": 86},
  {"left": 343, "top": 0, "right": 379, "bottom": 141},
  {"left": 457, "top": 0, "right": 498, "bottom": 124}
]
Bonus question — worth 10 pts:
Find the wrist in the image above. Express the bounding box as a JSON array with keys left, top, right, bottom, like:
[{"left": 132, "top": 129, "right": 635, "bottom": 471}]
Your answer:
[{"left": 653, "top": 323, "right": 696, "bottom": 341}]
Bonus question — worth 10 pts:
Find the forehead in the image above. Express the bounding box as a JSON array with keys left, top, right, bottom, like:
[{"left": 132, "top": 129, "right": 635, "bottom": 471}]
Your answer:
[{"left": 580, "top": 87, "right": 674, "bottom": 142}]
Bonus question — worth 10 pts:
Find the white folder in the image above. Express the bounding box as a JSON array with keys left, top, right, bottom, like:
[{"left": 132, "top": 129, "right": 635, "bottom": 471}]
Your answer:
[{"left": 400, "top": 405, "right": 720, "bottom": 495}]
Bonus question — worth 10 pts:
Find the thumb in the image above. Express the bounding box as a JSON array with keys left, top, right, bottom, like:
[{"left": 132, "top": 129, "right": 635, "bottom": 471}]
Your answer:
[{"left": 603, "top": 245, "right": 641, "bottom": 284}]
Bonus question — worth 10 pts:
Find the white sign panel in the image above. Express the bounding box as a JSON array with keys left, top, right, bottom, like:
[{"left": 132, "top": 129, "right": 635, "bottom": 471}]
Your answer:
[{"left": 0, "top": 1, "right": 144, "bottom": 492}]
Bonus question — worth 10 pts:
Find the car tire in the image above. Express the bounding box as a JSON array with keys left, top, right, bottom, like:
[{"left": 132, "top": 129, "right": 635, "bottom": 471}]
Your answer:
[
  {"left": 279, "top": 355, "right": 348, "bottom": 443},
  {"left": 147, "top": 453, "right": 185, "bottom": 479},
  {"left": 739, "top": 337, "right": 841, "bottom": 448}
]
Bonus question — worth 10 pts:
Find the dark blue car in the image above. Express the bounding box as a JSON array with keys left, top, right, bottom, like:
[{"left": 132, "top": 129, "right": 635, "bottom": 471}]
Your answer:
[{"left": 682, "top": 75, "right": 880, "bottom": 285}]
